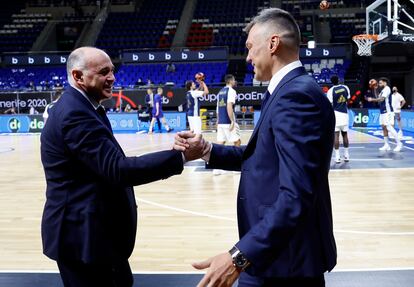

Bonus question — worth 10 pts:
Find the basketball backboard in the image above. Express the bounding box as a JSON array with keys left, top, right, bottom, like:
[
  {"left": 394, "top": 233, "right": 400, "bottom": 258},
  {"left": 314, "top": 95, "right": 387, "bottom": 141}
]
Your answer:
[{"left": 367, "top": 0, "right": 414, "bottom": 42}]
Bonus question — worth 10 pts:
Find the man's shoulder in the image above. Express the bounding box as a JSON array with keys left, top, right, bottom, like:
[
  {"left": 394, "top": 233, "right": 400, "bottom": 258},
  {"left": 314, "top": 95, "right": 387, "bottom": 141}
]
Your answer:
[{"left": 284, "top": 73, "right": 321, "bottom": 94}]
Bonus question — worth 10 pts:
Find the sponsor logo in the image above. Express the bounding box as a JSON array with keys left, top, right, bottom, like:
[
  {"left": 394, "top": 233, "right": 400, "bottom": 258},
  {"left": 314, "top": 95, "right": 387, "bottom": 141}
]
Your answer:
[
  {"left": 402, "top": 36, "right": 414, "bottom": 42},
  {"left": 8, "top": 118, "right": 20, "bottom": 133}
]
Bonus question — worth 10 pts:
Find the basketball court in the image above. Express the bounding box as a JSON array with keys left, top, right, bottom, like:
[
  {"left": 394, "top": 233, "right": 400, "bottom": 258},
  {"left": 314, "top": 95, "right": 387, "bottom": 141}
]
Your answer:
[
  {"left": 0, "top": 127, "right": 413, "bottom": 286},
  {"left": 0, "top": 0, "right": 414, "bottom": 286}
]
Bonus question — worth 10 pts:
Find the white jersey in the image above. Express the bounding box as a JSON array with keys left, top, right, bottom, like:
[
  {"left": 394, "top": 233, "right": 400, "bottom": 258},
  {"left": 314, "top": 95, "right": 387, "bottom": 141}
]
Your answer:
[
  {"left": 392, "top": 92, "right": 405, "bottom": 113},
  {"left": 379, "top": 86, "right": 392, "bottom": 114}
]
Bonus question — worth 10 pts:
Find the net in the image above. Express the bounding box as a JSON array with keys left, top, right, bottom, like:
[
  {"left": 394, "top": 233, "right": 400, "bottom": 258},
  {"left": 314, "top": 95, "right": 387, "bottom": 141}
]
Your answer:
[{"left": 352, "top": 34, "right": 378, "bottom": 56}]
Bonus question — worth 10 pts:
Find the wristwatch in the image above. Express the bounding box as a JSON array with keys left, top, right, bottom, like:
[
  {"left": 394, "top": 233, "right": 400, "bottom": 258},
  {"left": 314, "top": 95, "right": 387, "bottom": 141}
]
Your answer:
[{"left": 229, "top": 246, "right": 250, "bottom": 271}]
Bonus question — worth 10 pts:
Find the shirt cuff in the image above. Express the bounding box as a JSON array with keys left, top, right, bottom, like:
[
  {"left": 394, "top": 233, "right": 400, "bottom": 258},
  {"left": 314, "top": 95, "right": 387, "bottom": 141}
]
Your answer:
[{"left": 201, "top": 142, "right": 213, "bottom": 163}]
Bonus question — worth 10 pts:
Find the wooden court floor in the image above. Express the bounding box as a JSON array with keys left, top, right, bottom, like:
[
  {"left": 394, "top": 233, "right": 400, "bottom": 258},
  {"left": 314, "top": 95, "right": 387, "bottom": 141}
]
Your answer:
[{"left": 0, "top": 129, "right": 413, "bottom": 272}]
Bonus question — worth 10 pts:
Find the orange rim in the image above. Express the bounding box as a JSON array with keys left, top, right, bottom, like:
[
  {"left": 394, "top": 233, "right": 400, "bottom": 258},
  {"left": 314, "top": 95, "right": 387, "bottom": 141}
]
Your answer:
[{"left": 352, "top": 34, "right": 379, "bottom": 41}]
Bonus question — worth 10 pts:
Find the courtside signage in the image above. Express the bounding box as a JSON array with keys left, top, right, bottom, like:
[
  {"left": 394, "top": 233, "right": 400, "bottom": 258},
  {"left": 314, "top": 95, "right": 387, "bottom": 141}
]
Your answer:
[
  {"left": 122, "top": 48, "right": 228, "bottom": 63},
  {"left": 3, "top": 54, "right": 68, "bottom": 66}
]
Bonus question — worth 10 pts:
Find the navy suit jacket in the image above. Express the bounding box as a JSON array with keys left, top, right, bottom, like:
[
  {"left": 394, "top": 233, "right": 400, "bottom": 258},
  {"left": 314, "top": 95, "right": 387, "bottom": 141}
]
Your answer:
[
  {"left": 207, "top": 67, "right": 337, "bottom": 278},
  {"left": 41, "top": 86, "right": 183, "bottom": 263}
]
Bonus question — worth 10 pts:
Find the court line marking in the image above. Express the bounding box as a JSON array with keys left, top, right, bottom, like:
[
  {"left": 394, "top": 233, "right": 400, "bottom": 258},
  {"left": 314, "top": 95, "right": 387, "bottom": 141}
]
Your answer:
[
  {"left": 331, "top": 158, "right": 393, "bottom": 161},
  {"left": 355, "top": 128, "right": 414, "bottom": 151},
  {"left": 136, "top": 198, "right": 414, "bottom": 236},
  {"left": 1, "top": 267, "right": 414, "bottom": 273},
  {"left": 0, "top": 147, "right": 15, "bottom": 154},
  {"left": 136, "top": 197, "right": 236, "bottom": 222}
]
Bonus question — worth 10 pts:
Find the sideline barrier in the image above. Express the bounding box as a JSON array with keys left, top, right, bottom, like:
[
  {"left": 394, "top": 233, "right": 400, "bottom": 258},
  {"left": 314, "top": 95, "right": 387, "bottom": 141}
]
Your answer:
[
  {"left": 254, "top": 109, "right": 414, "bottom": 132},
  {"left": 0, "top": 112, "right": 186, "bottom": 133}
]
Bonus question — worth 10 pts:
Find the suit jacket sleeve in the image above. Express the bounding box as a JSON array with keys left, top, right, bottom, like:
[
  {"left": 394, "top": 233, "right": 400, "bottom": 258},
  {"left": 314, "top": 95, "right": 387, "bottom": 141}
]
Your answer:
[
  {"left": 206, "top": 144, "right": 246, "bottom": 171},
  {"left": 236, "top": 91, "right": 325, "bottom": 269},
  {"left": 62, "top": 110, "right": 183, "bottom": 186}
]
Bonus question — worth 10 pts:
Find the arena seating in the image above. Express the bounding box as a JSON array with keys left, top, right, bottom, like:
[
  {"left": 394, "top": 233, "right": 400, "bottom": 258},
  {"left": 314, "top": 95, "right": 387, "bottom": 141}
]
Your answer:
[
  {"left": 114, "top": 62, "right": 228, "bottom": 88},
  {"left": 0, "top": 66, "right": 66, "bottom": 91},
  {"left": 281, "top": 0, "right": 375, "bottom": 11},
  {"left": 62, "top": 11, "right": 96, "bottom": 22},
  {"left": 322, "top": 13, "right": 366, "bottom": 43},
  {"left": 303, "top": 58, "right": 350, "bottom": 84},
  {"left": 0, "top": 3, "right": 51, "bottom": 53},
  {"left": 188, "top": 0, "right": 270, "bottom": 55},
  {"left": 244, "top": 58, "right": 350, "bottom": 85},
  {"left": 27, "top": 0, "right": 97, "bottom": 7},
  {"left": 96, "top": 0, "right": 185, "bottom": 57}
]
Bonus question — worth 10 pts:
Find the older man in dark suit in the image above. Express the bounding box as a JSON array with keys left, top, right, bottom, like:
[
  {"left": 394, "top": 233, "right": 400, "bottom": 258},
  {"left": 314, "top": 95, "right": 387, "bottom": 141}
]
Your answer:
[
  {"left": 40, "top": 47, "right": 204, "bottom": 287},
  {"left": 176, "top": 8, "right": 337, "bottom": 287}
]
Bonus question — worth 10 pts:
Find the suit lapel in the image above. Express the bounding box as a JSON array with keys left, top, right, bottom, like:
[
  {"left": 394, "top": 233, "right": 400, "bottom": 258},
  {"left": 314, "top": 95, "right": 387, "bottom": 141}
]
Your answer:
[
  {"left": 243, "top": 67, "right": 307, "bottom": 159},
  {"left": 68, "top": 86, "right": 125, "bottom": 155}
]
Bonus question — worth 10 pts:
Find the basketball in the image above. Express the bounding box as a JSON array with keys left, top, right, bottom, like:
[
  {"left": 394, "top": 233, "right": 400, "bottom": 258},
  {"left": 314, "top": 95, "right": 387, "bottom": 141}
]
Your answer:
[
  {"left": 369, "top": 78, "right": 378, "bottom": 89},
  {"left": 320, "top": 0, "right": 330, "bottom": 10},
  {"left": 195, "top": 72, "right": 205, "bottom": 81}
]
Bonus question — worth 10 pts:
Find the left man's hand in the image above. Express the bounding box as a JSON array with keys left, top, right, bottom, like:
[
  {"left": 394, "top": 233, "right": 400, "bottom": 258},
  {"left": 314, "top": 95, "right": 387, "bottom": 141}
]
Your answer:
[{"left": 193, "top": 252, "right": 241, "bottom": 287}]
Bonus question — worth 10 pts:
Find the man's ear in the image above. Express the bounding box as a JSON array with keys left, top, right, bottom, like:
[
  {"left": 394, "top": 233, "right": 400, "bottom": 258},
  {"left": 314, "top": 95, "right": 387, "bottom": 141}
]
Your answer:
[
  {"left": 269, "top": 35, "right": 280, "bottom": 53},
  {"left": 72, "top": 70, "right": 83, "bottom": 83}
]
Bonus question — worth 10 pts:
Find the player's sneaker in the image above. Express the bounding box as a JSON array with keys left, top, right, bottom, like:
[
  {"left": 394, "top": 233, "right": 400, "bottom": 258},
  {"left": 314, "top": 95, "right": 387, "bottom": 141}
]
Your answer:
[
  {"left": 398, "top": 130, "right": 404, "bottom": 139},
  {"left": 335, "top": 156, "right": 341, "bottom": 164},
  {"left": 379, "top": 144, "right": 391, "bottom": 151},
  {"left": 393, "top": 143, "right": 403, "bottom": 152},
  {"left": 343, "top": 155, "right": 350, "bottom": 162}
]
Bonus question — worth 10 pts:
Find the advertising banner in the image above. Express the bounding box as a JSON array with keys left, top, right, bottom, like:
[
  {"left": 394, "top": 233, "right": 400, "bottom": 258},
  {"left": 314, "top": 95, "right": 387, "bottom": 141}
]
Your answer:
[
  {"left": 122, "top": 48, "right": 228, "bottom": 63},
  {"left": 255, "top": 109, "right": 414, "bottom": 132},
  {"left": 0, "top": 115, "right": 45, "bottom": 133},
  {"left": 0, "top": 113, "right": 186, "bottom": 133}
]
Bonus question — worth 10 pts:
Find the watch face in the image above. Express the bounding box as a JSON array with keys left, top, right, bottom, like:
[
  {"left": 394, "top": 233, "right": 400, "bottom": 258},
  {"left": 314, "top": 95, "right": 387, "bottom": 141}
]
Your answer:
[{"left": 236, "top": 255, "right": 247, "bottom": 267}]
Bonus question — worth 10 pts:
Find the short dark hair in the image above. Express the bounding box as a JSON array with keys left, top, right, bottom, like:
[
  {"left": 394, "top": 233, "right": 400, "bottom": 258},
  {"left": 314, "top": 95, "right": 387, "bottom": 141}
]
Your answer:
[
  {"left": 330, "top": 75, "right": 339, "bottom": 85},
  {"left": 244, "top": 8, "right": 301, "bottom": 50},
  {"left": 379, "top": 77, "right": 389, "bottom": 85},
  {"left": 185, "top": 80, "right": 193, "bottom": 91},
  {"left": 225, "top": 74, "right": 235, "bottom": 84}
]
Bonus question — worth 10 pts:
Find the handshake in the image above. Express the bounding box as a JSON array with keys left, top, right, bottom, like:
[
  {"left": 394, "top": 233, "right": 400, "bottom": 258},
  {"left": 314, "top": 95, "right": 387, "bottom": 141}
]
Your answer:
[{"left": 173, "top": 131, "right": 211, "bottom": 162}]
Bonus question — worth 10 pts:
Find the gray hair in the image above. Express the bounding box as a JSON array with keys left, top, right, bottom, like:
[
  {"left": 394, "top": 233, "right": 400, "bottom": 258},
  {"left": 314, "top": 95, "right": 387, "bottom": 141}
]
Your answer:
[
  {"left": 66, "top": 47, "right": 88, "bottom": 85},
  {"left": 244, "top": 8, "right": 301, "bottom": 50}
]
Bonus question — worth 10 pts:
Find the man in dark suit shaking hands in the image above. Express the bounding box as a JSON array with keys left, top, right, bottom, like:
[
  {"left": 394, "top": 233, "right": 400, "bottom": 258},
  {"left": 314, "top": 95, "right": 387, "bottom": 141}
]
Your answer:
[
  {"left": 176, "top": 8, "right": 337, "bottom": 287},
  {"left": 40, "top": 47, "right": 205, "bottom": 287}
]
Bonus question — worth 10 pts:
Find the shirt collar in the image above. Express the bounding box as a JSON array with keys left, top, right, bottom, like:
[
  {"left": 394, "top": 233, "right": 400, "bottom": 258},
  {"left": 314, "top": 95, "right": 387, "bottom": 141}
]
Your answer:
[
  {"left": 71, "top": 84, "right": 101, "bottom": 110},
  {"left": 267, "top": 60, "right": 302, "bottom": 95}
]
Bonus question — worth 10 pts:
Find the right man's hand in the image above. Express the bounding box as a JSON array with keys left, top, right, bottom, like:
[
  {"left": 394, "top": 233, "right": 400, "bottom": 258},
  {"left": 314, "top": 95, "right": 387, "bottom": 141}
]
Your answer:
[
  {"left": 173, "top": 131, "right": 195, "bottom": 152},
  {"left": 184, "top": 134, "right": 206, "bottom": 161}
]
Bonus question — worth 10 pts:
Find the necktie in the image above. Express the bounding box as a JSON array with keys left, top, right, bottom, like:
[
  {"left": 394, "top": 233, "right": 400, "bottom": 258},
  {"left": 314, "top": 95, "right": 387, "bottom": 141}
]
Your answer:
[
  {"left": 97, "top": 106, "right": 112, "bottom": 132},
  {"left": 261, "top": 90, "right": 271, "bottom": 108}
]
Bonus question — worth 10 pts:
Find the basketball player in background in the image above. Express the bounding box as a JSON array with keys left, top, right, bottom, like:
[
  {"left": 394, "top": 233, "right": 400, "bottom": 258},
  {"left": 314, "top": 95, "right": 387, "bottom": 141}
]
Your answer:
[
  {"left": 43, "top": 88, "right": 63, "bottom": 124},
  {"left": 185, "top": 77, "right": 209, "bottom": 134},
  {"left": 391, "top": 86, "right": 406, "bottom": 138},
  {"left": 327, "top": 75, "right": 350, "bottom": 163},
  {"left": 216, "top": 74, "right": 241, "bottom": 146},
  {"left": 367, "top": 78, "right": 403, "bottom": 152},
  {"left": 213, "top": 74, "right": 241, "bottom": 175},
  {"left": 145, "top": 88, "right": 161, "bottom": 132},
  {"left": 148, "top": 87, "right": 173, "bottom": 134}
]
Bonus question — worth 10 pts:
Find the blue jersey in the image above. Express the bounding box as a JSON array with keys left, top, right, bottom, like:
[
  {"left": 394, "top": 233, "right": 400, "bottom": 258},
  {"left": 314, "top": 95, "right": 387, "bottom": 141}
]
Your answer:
[
  {"left": 379, "top": 86, "right": 393, "bottom": 114},
  {"left": 331, "top": 85, "right": 349, "bottom": 113},
  {"left": 152, "top": 94, "right": 163, "bottom": 117},
  {"left": 217, "top": 87, "right": 235, "bottom": 124}
]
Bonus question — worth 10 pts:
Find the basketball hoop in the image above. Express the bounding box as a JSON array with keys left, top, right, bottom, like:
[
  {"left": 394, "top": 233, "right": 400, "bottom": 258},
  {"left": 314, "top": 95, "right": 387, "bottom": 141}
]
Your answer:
[{"left": 352, "top": 34, "right": 378, "bottom": 56}]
